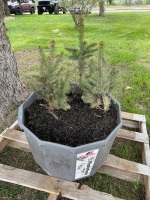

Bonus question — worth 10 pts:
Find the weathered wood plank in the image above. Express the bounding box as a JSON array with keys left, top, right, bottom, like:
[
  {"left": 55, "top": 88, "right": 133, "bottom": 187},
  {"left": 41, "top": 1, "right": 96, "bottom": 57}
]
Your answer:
[
  {"left": 2, "top": 129, "right": 149, "bottom": 179},
  {"left": 0, "top": 113, "right": 149, "bottom": 200},
  {"left": 0, "top": 164, "right": 66, "bottom": 195},
  {"left": 103, "top": 154, "right": 150, "bottom": 177},
  {"left": 3, "top": 128, "right": 148, "bottom": 151},
  {"left": 0, "top": 129, "right": 11, "bottom": 152},
  {"left": 142, "top": 148, "right": 150, "bottom": 200},
  {"left": 145, "top": 178, "right": 150, "bottom": 200},
  {"left": 47, "top": 194, "right": 59, "bottom": 200},
  {"left": 143, "top": 144, "right": 150, "bottom": 165},
  {"left": 0, "top": 164, "right": 121, "bottom": 200},
  {"left": 99, "top": 165, "right": 143, "bottom": 183},
  {"left": 121, "top": 112, "right": 146, "bottom": 122},
  {"left": 141, "top": 121, "right": 150, "bottom": 200},
  {"left": 1, "top": 129, "right": 30, "bottom": 151},
  {"left": 122, "top": 119, "right": 138, "bottom": 128},
  {"left": 60, "top": 184, "right": 123, "bottom": 200},
  {"left": 0, "top": 121, "right": 19, "bottom": 152},
  {"left": 0, "top": 137, "right": 10, "bottom": 152},
  {"left": 117, "top": 129, "right": 148, "bottom": 143},
  {"left": 1, "top": 129, "right": 28, "bottom": 144},
  {"left": 9, "top": 120, "right": 19, "bottom": 130},
  {"left": 8, "top": 140, "right": 30, "bottom": 152}
]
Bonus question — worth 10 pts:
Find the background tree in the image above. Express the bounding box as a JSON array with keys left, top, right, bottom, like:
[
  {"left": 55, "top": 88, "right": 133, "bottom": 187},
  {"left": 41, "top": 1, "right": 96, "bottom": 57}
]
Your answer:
[
  {"left": 0, "top": 0, "right": 26, "bottom": 118},
  {"left": 63, "top": 0, "right": 99, "bottom": 27},
  {"left": 124, "top": 0, "right": 132, "bottom": 5},
  {"left": 63, "top": 0, "right": 105, "bottom": 27},
  {"left": 2, "top": 0, "right": 10, "bottom": 16},
  {"left": 99, "top": 0, "right": 105, "bottom": 17}
]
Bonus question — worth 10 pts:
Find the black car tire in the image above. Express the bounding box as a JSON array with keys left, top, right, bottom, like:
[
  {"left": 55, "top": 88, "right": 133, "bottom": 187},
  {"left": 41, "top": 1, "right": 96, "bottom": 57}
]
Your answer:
[
  {"left": 49, "top": 10, "right": 53, "bottom": 14},
  {"left": 63, "top": 8, "right": 67, "bottom": 14},
  {"left": 15, "top": 8, "right": 22, "bottom": 15},
  {"left": 54, "top": 4, "right": 59, "bottom": 14},
  {"left": 38, "top": 8, "right": 43, "bottom": 15},
  {"left": 30, "top": 7, "right": 35, "bottom": 14}
]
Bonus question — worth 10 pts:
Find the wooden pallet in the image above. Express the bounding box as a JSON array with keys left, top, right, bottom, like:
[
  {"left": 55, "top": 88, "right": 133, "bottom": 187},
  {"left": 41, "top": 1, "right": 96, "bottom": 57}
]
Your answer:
[{"left": 0, "top": 111, "right": 150, "bottom": 200}]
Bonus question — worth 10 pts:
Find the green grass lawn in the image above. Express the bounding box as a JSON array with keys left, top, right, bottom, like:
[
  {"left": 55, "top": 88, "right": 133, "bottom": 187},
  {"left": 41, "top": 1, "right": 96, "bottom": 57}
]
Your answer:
[
  {"left": 1, "top": 12, "right": 150, "bottom": 199},
  {"left": 6, "top": 12, "right": 150, "bottom": 129}
]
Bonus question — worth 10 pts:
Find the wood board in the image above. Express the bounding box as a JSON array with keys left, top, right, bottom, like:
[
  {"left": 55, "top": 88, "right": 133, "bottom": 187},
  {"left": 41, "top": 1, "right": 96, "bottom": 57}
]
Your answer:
[{"left": 0, "top": 111, "right": 150, "bottom": 200}]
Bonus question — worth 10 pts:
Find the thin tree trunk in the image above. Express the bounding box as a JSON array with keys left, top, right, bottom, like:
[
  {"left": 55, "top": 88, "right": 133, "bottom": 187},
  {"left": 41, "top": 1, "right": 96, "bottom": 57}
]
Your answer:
[
  {"left": 0, "top": 0, "right": 26, "bottom": 117},
  {"left": 99, "top": 1, "right": 105, "bottom": 17},
  {"left": 108, "top": 0, "right": 113, "bottom": 4},
  {"left": 69, "top": 10, "right": 79, "bottom": 28},
  {"left": 2, "top": 0, "right": 10, "bottom": 16}
]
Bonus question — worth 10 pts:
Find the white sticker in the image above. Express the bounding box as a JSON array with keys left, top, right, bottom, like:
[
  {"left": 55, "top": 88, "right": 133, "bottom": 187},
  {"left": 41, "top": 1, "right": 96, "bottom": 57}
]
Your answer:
[{"left": 75, "top": 149, "right": 99, "bottom": 179}]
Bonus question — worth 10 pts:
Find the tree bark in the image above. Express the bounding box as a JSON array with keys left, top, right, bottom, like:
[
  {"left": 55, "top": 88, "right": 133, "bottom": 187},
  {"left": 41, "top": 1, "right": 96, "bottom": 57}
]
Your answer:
[
  {"left": 108, "top": 0, "right": 113, "bottom": 4},
  {"left": 99, "top": 1, "right": 105, "bottom": 17},
  {"left": 0, "top": 0, "right": 26, "bottom": 117},
  {"left": 2, "top": 0, "right": 10, "bottom": 16}
]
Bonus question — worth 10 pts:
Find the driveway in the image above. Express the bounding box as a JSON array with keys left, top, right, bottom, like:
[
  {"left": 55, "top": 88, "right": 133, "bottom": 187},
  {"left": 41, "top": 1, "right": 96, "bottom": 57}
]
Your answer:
[{"left": 93, "top": 5, "right": 150, "bottom": 12}]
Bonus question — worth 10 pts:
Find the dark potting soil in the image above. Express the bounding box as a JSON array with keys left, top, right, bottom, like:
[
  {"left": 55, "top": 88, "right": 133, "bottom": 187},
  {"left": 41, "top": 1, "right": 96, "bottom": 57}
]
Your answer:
[{"left": 24, "top": 94, "right": 117, "bottom": 147}]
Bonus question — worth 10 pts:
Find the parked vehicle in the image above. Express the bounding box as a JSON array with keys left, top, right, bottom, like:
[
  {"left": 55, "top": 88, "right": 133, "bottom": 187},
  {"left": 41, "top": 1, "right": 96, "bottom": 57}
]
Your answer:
[
  {"left": 8, "top": 0, "right": 36, "bottom": 15},
  {"left": 37, "top": 0, "right": 67, "bottom": 15}
]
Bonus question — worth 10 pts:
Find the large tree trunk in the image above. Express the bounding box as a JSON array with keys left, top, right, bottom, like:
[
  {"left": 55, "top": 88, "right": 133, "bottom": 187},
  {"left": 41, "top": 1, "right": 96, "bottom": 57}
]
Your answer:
[
  {"left": 0, "top": 0, "right": 26, "bottom": 118},
  {"left": 2, "top": 0, "right": 10, "bottom": 16}
]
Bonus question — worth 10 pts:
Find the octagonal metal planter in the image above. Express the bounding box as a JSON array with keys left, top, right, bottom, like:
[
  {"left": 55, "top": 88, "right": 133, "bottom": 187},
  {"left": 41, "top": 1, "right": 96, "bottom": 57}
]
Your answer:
[{"left": 18, "top": 93, "right": 122, "bottom": 181}]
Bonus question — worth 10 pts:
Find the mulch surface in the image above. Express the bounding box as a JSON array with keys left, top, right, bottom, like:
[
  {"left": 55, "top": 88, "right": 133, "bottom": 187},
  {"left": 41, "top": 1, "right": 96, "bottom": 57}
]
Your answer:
[{"left": 25, "top": 94, "right": 117, "bottom": 147}]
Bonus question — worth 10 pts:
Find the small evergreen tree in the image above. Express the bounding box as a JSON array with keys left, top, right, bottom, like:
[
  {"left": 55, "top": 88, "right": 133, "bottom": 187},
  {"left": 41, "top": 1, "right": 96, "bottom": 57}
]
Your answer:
[
  {"left": 66, "top": 15, "right": 97, "bottom": 85},
  {"left": 66, "top": 15, "right": 119, "bottom": 112},
  {"left": 33, "top": 15, "right": 119, "bottom": 118},
  {"left": 82, "top": 41, "right": 119, "bottom": 112},
  {"left": 32, "top": 40, "right": 70, "bottom": 120}
]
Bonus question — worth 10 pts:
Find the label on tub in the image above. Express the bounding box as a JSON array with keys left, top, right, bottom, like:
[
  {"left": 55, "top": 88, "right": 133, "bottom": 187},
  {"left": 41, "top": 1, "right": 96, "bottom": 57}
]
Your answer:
[{"left": 75, "top": 149, "right": 99, "bottom": 179}]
